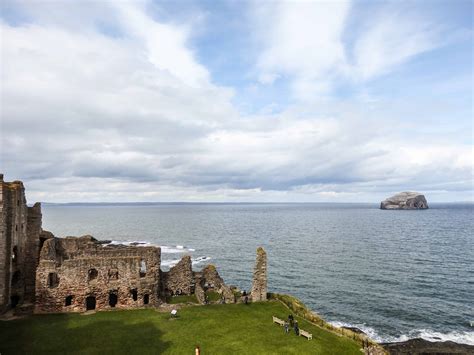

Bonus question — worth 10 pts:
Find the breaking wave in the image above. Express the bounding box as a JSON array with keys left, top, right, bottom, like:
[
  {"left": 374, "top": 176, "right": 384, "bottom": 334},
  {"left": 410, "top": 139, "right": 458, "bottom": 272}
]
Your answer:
[
  {"left": 107, "top": 241, "right": 195, "bottom": 253},
  {"left": 161, "top": 256, "right": 211, "bottom": 268},
  {"left": 329, "top": 321, "right": 474, "bottom": 346},
  {"left": 161, "top": 245, "right": 195, "bottom": 254},
  {"left": 109, "top": 240, "right": 153, "bottom": 247}
]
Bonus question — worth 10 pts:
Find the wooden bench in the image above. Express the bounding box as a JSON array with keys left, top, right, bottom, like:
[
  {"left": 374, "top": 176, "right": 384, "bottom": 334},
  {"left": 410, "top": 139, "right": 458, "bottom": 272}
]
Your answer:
[
  {"left": 272, "top": 316, "right": 285, "bottom": 326},
  {"left": 299, "top": 329, "right": 312, "bottom": 340}
]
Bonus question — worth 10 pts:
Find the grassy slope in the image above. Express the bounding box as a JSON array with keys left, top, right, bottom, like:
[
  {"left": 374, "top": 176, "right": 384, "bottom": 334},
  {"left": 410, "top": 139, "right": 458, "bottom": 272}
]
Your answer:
[{"left": 0, "top": 301, "right": 361, "bottom": 355}]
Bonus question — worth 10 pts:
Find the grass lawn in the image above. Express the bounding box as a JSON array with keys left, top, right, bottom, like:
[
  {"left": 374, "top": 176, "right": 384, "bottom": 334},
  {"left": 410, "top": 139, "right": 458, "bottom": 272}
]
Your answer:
[
  {"left": 167, "top": 295, "right": 199, "bottom": 304},
  {"left": 0, "top": 301, "right": 362, "bottom": 354}
]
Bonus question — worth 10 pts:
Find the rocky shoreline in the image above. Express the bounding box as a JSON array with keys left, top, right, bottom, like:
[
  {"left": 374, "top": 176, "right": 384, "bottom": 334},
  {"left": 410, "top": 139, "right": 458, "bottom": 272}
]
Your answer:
[
  {"left": 381, "top": 338, "right": 474, "bottom": 354},
  {"left": 340, "top": 326, "right": 474, "bottom": 354}
]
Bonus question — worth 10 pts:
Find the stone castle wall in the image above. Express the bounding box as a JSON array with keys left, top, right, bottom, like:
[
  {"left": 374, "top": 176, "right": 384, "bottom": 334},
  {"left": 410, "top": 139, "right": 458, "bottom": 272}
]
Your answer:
[
  {"left": 1, "top": 175, "right": 237, "bottom": 314},
  {"left": 161, "top": 257, "right": 235, "bottom": 304},
  {"left": 35, "top": 236, "right": 161, "bottom": 313},
  {"left": 160, "top": 255, "right": 194, "bottom": 297},
  {"left": 0, "top": 175, "right": 43, "bottom": 313}
]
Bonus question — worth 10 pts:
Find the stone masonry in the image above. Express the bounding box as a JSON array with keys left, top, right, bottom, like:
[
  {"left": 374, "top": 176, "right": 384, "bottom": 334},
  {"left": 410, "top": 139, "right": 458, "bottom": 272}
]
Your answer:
[
  {"left": 0, "top": 175, "right": 46, "bottom": 313},
  {"left": 35, "top": 235, "right": 161, "bottom": 313},
  {"left": 251, "top": 247, "right": 267, "bottom": 302},
  {"left": 1, "top": 175, "right": 245, "bottom": 314},
  {"left": 160, "top": 255, "right": 194, "bottom": 297},
  {"left": 160, "top": 257, "right": 235, "bottom": 304}
]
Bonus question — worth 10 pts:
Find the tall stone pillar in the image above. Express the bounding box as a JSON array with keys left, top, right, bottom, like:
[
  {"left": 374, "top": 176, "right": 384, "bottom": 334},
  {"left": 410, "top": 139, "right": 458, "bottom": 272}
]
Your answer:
[{"left": 251, "top": 247, "right": 267, "bottom": 302}]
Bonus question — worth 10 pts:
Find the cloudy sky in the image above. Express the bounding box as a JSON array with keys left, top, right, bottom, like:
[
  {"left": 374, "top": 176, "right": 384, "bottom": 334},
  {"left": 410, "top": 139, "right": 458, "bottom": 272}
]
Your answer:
[{"left": 1, "top": 0, "right": 472, "bottom": 203}]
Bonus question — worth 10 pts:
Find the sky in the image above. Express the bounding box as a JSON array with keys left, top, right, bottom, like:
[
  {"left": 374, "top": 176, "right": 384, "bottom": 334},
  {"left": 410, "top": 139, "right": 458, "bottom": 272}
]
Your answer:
[{"left": 0, "top": 0, "right": 472, "bottom": 203}]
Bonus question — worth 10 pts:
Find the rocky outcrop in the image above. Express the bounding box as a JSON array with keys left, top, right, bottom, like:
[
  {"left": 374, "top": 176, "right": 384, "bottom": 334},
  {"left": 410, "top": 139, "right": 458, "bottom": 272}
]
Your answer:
[
  {"left": 251, "top": 247, "right": 267, "bottom": 302},
  {"left": 381, "top": 338, "right": 474, "bottom": 354},
  {"left": 380, "top": 192, "right": 428, "bottom": 210}
]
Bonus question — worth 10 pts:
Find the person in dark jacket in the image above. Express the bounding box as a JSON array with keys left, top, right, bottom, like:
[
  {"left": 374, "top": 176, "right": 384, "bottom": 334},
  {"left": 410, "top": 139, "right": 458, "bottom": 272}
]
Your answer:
[{"left": 294, "top": 320, "right": 299, "bottom": 335}]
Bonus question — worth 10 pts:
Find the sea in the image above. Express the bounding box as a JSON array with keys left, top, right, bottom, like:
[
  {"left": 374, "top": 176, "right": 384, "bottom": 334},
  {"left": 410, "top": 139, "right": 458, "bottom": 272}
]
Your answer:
[{"left": 41, "top": 202, "right": 474, "bottom": 345}]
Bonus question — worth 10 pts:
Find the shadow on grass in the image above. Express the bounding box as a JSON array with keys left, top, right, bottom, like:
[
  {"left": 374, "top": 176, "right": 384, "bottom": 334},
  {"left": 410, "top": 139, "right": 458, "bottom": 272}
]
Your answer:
[{"left": 0, "top": 313, "right": 171, "bottom": 355}]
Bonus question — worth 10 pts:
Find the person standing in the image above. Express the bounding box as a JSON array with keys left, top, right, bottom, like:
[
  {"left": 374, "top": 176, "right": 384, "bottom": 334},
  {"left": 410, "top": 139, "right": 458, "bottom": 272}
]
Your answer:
[
  {"left": 294, "top": 320, "right": 299, "bottom": 336},
  {"left": 284, "top": 321, "right": 289, "bottom": 333}
]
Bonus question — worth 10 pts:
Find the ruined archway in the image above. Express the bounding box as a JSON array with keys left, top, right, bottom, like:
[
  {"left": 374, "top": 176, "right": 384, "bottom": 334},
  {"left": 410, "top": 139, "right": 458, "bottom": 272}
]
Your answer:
[
  {"left": 65, "top": 295, "right": 73, "bottom": 306},
  {"left": 86, "top": 296, "right": 96, "bottom": 310},
  {"left": 109, "top": 292, "right": 118, "bottom": 307},
  {"left": 131, "top": 289, "right": 138, "bottom": 301},
  {"left": 10, "top": 295, "right": 20, "bottom": 308},
  {"left": 12, "top": 246, "right": 18, "bottom": 262},
  {"left": 139, "top": 260, "right": 147, "bottom": 277},
  {"left": 48, "top": 272, "right": 59, "bottom": 288}
]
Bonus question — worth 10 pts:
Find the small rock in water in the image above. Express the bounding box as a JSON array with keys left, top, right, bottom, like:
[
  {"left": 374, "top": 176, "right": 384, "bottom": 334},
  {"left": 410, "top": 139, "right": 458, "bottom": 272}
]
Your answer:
[{"left": 380, "top": 192, "right": 429, "bottom": 210}]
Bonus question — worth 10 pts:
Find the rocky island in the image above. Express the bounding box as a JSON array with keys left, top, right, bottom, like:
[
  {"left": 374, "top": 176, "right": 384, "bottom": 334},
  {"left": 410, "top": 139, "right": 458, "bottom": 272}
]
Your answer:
[{"left": 380, "top": 192, "right": 429, "bottom": 210}]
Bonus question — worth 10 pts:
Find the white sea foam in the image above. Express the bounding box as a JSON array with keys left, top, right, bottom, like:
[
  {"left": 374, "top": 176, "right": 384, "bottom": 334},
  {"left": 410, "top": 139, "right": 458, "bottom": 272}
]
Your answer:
[
  {"left": 109, "top": 240, "right": 153, "bottom": 247},
  {"left": 161, "top": 256, "right": 211, "bottom": 268},
  {"left": 107, "top": 241, "right": 195, "bottom": 254},
  {"left": 192, "top": 256, "right": 211, "bottom": 265},
  {"left": 161, "top": 259, "right": 179, "bottom": 268},
  {"left": 329, "top": 321, "right": 474, "bottom": 345},
  {"left": 161, "top": 245, "right": 195, "bottom": 254}
]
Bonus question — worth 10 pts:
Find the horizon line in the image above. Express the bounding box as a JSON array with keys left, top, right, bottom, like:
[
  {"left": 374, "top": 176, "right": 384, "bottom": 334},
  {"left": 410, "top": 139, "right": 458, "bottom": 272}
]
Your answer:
[{"left": 38, "top": 201, "right": 474, "bottom": 206}]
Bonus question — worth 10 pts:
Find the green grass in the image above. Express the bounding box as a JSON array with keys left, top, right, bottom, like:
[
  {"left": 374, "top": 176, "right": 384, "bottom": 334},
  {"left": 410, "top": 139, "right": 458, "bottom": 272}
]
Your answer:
[
  {"left": 0, "top": 301, "right": 362, "bottom": 354},
  {"left": 205, "top": 290, "right": 221, "bottom": 302},
  {"left": 167, "top": 294, "right": 198, "bottom": 304}
]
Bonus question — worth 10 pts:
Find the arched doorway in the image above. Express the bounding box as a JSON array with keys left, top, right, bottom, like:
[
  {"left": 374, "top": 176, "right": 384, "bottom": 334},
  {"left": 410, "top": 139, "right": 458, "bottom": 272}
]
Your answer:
[
  {"left": 10, "top": 295, "right": 20, "bottom": 308},
  {"left": 109, "top": 292, "right": 118, "bottom": 307},
  {"left": 86, "top": 296, "right": 96, "bottom": 310}
]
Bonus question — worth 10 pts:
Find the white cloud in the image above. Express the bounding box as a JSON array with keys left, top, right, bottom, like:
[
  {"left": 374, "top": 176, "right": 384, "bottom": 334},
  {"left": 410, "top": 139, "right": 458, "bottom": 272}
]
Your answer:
[
  {"left": 1, "top": 0, "right": 472, "bottom": 203},
  {"left": 113, "top": 2, "right": 210, "bottom": 88},
  {"left": 254, "top": 0, "right": 350, "bottom": 98},
  {"left": 351, "top": 9, "right": 441, "bottom": 80},
  {"left": 252, "top": 1, "right": 450, "bottom": 98}
]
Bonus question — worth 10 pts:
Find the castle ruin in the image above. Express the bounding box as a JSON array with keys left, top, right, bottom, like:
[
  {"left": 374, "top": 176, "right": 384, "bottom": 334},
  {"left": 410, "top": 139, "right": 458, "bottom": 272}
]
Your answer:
[
  {"left": 0, "top": 175, "right": 268, "bottom": 315},
  {"left": 251, "top": 247, "right": 268, "bottom": 302}
]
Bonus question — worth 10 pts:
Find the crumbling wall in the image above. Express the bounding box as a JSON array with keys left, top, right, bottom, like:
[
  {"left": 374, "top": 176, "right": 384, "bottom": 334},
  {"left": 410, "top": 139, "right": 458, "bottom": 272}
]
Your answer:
[
  {"left": 199, "top": 264, "right": 234, "bottom": 303},
  {"left": 0, "top": 176, "right": 44, "bottom": 313},
  {"left": 251, "top": 247, "right": 267, "bottom": 302},
  {"left": 160, "top": 255, "right": 193, "bottom": 296},
  {"left": 160, "top": 257, "right": 235, "bottom": 304},
  {"left": 0, "top": 174, "right": 8, "bottom": 311},
  {"left": 35, "top": 236, "right": 161, "bottom": 313},
  {"left": 24, "top": 203, "right": 43, "bottom": 305}
]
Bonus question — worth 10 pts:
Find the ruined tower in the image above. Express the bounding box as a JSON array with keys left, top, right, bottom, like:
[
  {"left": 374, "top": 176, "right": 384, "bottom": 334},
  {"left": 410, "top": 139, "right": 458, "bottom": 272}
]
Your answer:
[
  {"left": 0, "top": 174, "right": 44, "bottom": 313},
  {"left": 251, "top": 247, "right": 267, "bottom": 302}
]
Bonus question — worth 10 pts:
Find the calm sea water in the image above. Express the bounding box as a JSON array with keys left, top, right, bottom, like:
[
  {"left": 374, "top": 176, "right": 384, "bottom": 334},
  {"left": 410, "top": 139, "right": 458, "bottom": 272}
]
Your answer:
[{"left": 42, "top": 203, "right": 474, "bottom": 345}]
